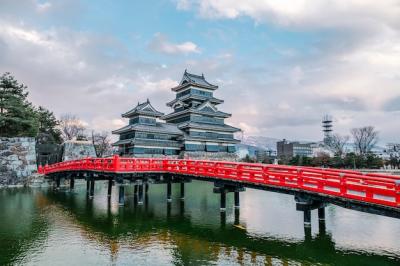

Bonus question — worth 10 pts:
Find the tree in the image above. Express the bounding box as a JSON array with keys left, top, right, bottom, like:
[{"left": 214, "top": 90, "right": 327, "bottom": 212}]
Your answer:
[
  {"left": 312, "top": 152, "right": 331, "bottom": 167},
  {"left": 59, "top": 114, "right": 86, "bottom": 141},
  {"left": 328, "top": 133, "right": 349, "bottom": 157},
  {"left": 36, "top": 106, "right": 62, "bottom": 143},
  {"left": 0, "top": 72, "right": 38, "bottom": 137},
  {"left": 91, "top": 131, "right": 112, "bottom": 157},
  {"left": 351, "top": 126, "right": 378, "bottom": 155}
]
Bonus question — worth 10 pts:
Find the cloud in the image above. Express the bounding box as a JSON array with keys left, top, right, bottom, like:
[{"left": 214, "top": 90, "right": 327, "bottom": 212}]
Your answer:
[
  {"left": 383, "top": 96, "right": 400, "bottom": 111},
  {"left": 148, "top": 32, "right": 201, "bottom": 55},
  {"left": 36, "top": 1, "right": 52, "bottom": 13},
  {"left": 177, "top": 1, "right": 400, "bottom": 31},
  {"left": 0, "top": 22, "right": 181, "bottom": 135}
]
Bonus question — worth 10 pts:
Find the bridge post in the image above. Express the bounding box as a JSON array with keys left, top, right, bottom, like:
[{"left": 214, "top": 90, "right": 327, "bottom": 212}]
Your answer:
[
  {"left": 167, "top": 181, "right": 172, "bottom": 202},
  {"left": 138, "top": 184, "right": 144, "bottom": 205},
  {"left": 234, "top": 208, "right": 240, "bottom": 225},
  {"left": 220, "top": 190, "right": 226, "bottom": 212},
  {"left": 145, "top": 183, "right": 149, "bottom": 194},
  {"left": 180, "top": 182, "right": 185, "bottom": 200},
  {"left": 70, "top": 176, "right": 75, "bottom": 191},
  {"left": 318, "top": 207, "right": 325, "bottom": 221},
  {"left": 86, "top": 178, "right": 90, "bottom": 193},
  {"left": 107, "top": 177, "right": 113, "bottom": 198},
  {"left": 56, "top": 177, "right": 61, "bottom": 190},
  {"left": 134, "top": 184, "right": 138, "bottom": 194},
  {"left": 234, "top": 191, "right": 240, "bottom": 208},
  {"left": 118, "top": 185, "right": 125, "bottom": 206},
  {"left": 304, "top": 210, "right": 311, "bottom": 227},
  {"left": 89, "top": 178, "right": 95, "bottom": 198}
]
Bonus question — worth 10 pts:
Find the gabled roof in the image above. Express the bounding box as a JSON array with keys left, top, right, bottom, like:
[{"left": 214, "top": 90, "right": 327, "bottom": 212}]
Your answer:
[
  {"left": 166, "top": 94, "right": 223, "bottom": 107},
  {"left": 172, "top": 70, "right": 218, "bottom": 91},
  {"left": 112, "top": 122, "right": 183, "bottom": 135},
  {"left": 171, "top": 99, "right": 188, "bottom": 109},
  {"left": 195, "top": 100, "right": 218, "bottom": 113},
  {"left": 178, "top": 121, "right": 241, "bottom": 132},
  {"left": 122, "top": 99, "right": 164, "bottom": 118},
  {"left": 161, "top": 108, "right": 231, "bottom": 120}
]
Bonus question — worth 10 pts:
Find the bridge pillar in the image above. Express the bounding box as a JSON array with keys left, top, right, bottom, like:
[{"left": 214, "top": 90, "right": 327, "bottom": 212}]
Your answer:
[
  {"left": 118, "top": 185, "right": 125, "bottom": 205},
  {"left": 180, "top": 182, "right": 185, "bottom": 200},
  {"left": 70, "top": 177, "right": 75, "bottom": 191},
  {"left": 138, "top": 184, "right": 144, "bottom": 205},
  {"left": 234, "top": 191, "right": 240, "bottom": 208},
  {"left": 167, "top": 181, "right": 172, "bottom": 202},
  {"left": 134, "top": 184, "right": 138, "bottom": 194},
  {"left": 220, "top": 191, "right": 226, "bottom": 212},
  {"left": 318, "top": 207, "right": 325, "bottom": 221},
  {"left": 303, "top": 210, "right": 311, "bottom": 227},
  {"left": 107, "top": 178, "right": 113, "bottom": 198},
  {"left": 56, "top": 177, "right": 61, "bottom": 190},
  {"left": 89, "top": 179, "right": 95, "bottom": 198},
  {"left": 145, "top": 183, "right": 149, "bottom": 194},
  {"left": 234, "top": 208, "right": 240, "bottom": 225},
  {"left": 86, "top": 178, "right": 90, "bottom": 192}
]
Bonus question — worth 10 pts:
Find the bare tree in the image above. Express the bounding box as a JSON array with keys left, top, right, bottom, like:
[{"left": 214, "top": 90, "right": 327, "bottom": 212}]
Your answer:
[
  {"left": 351, "top": 126, "right": 378, "bottom": 155},
  {"left": 91, "top": 131, "right": 112, "bottom": 157},
  {"left": 59, "top": 114, "right": 86, "bottom": 141},
  {"left": 328, "top": 133, "right": 349, "bottom": 157}
]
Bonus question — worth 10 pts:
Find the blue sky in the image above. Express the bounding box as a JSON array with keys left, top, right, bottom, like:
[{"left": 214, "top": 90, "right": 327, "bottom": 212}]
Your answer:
[{"left": 0, "top": 0, "right": 399, "bottom": 143}]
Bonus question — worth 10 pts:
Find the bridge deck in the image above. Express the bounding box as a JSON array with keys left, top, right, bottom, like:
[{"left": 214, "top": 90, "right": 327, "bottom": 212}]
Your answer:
[{"left": 39, "top": 156, "right": 400, "bottom": 213}]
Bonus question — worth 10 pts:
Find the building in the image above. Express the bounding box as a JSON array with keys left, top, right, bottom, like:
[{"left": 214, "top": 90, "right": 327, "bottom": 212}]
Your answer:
[
  {"left": 255, "top": 149, "right": 277, "bottom": 162},
  {"left": 162, "top": 70, "right": 241, "bottom": 154},
  {"left": 277, "top": 139, "right": 313, "bottom": 158},
  {"left": 112, "top": 100, "right": 183, "bottom": 157}
]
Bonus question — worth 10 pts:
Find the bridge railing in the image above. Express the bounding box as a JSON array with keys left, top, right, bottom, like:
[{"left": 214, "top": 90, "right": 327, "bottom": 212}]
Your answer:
[{"left": 38, "top": 156, "right": 400, "bottom": 208}]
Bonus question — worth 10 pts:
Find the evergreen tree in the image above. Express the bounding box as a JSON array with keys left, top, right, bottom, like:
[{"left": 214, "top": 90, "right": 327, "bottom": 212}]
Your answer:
[
  {"left": 36, "top": 106, "right": 62, "bottom": 143},
  {"left": 0, "top": 72, "right": 38, "bottom": 137}
]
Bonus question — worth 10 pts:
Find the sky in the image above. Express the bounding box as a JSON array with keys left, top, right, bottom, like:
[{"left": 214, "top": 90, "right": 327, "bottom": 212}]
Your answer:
[{"left": 0, "top": 0, "right": 399, "bottom": 143}]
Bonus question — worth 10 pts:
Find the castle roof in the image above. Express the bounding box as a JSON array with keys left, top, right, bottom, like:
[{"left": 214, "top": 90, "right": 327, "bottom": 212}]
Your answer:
[
  {"left": 172, "top": 70, "right": 218, "bottom": 91},
  {"left": 122, "top": 99, "right": 164, "bottom": 118},
  {"left": 112, "top": 122, "right": 183, "bottom": 135}
]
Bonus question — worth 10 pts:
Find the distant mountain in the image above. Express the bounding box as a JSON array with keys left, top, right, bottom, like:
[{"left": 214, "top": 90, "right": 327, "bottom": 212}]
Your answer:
[{"left": 239, "top": 135, "right": 280, "bottom": 151}]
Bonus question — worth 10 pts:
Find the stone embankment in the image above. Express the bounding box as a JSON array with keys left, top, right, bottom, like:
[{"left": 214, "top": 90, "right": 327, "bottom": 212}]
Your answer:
[
  {"left": 62, "top": 140, "right": 96, "bottom": 161},
  {"left": 0, "top": 137, "right": 39, "bottom": 186},
  {"left": 182, "top": 151, "right": 239, "bottom": 161}
]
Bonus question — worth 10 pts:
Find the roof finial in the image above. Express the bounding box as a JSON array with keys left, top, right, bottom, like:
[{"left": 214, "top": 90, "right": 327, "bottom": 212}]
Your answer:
[
  {"left": 137, "top": 101, "right": 139, "bottom": 106},
  {"left": 146, "top": 98, "right": 149, "bottom": 103},
  {"left": 184, "top": 69, "right": 187, "bottom": 74},
  {"left": 202, "top": 73, "right": 204, "bottom": 77}
]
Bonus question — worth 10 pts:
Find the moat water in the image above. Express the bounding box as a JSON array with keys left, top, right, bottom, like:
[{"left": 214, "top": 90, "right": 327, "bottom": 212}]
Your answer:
[{"left": 1, "top": 180, "right": 399, "bottom": 265}]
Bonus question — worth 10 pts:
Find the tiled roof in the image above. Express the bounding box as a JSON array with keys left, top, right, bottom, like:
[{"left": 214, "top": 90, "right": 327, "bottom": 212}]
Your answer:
[
  {"left": 122, "top": 100, "right": 164, "bottom": 118},
  {"left": 167, "top": 95, "right": 223, "bottom": 107},
  {"left": 182, "top": 70, "right": 217, "bottom": 88},
  {"left": 178, "top": 122, "right": 241, "bottom": 132},
  {"left": 112, "top": 122, "right": 183, "bottom": 135}
]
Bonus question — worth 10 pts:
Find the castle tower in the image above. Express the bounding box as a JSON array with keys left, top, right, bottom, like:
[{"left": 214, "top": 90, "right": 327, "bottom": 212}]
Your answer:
[{"left": 162, "top": 70, "right": 241, "bottom": 154}]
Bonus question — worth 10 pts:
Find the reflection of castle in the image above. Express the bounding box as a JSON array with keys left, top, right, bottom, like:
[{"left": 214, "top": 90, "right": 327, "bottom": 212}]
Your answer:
[{"left": 112, "top": 71, "right": 241, "bottom": 158}]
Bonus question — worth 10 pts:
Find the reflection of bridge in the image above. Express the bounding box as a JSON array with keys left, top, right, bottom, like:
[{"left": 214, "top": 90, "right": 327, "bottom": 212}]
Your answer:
[
  {"left": 46, "top": 189, "right": 400, "bottom": 265},
  {"left": 39, "top": 155, "right": 400, "bottom": 230}
]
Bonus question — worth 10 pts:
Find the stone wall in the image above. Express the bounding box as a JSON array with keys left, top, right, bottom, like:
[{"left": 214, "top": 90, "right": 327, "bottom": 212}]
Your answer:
[
  {"left": 62, "top": 140, "right": 97, "bottom": 161},
  {"left": 182, "top": 151, "right": 239, "bottom": 161},
  {"left": 0, "top": 137, "right": 37, "bottom": 186}
]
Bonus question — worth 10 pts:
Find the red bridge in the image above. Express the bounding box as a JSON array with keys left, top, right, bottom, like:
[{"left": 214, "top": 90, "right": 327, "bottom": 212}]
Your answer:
[{"left": 39, "top": 155, "right": 400, "bottom": 225}]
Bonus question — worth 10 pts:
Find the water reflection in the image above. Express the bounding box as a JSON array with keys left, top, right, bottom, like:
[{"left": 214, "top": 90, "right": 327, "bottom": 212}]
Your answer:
[{"left": 1, "top": 180, "right": 400, "bottom": 265}]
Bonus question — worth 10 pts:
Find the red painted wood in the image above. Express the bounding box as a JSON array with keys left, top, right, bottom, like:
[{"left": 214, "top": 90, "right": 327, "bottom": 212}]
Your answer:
[{"left": 39, "top": 156, "right": 400, "bottom": 208}]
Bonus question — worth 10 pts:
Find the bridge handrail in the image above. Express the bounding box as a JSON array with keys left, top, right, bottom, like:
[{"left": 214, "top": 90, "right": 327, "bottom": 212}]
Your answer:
[{"left": 38, "top": 156, "right": 400, "bottom": 208}]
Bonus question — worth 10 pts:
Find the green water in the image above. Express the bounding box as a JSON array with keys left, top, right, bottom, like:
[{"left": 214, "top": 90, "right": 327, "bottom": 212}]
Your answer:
[{"left": 0, "top": 180, "right": 399, "bottom": 265}]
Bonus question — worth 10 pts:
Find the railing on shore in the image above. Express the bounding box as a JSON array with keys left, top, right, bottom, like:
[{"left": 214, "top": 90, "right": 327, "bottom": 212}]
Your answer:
[{"left": 39, "top": 155, "right": 400, "bottom": 208}]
